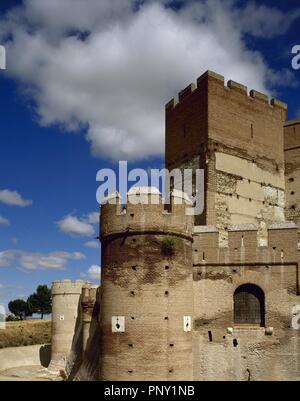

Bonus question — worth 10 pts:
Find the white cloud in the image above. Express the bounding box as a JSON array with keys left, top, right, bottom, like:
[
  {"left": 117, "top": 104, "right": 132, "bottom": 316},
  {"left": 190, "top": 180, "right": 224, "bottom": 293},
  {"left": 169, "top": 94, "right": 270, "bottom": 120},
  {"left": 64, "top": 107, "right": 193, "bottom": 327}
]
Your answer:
[
  {"left": 0, "top": 251, "right": 16, "bottom": 267},
  {"left": 0, "top": 216, "right": 10, "bottom": 226},
  {"left": 0, "top": 249, "right": 85, "bottom": 270},
  {"left": 57, "top": 211, "right": 98, "bottom": 237},
  {"left": 231, "top": 3, "right": 300, "bottom": 38},
  {"left": 57, "top": 214, "right": 95, "bottom": 237},
  {"left": 86, "top": 212, "right": 99, "bottom": 225},
  {"left": 0, "top": 284, "right": 23, "bottom": 289},
  {"left": 87, "top": 265, "right": 101, "bottom": 281},
  {"left": 20, "top": 252, "right": 84, "bottom": 270},
  {"left": 0, "top": 0, "right": 299, "bottom": 160},
  {"left": 84, "top": 240, "right": 100, "bottom": 249},
  {"left": 0, "top": 189, "right": 32, "bottom": 207}
]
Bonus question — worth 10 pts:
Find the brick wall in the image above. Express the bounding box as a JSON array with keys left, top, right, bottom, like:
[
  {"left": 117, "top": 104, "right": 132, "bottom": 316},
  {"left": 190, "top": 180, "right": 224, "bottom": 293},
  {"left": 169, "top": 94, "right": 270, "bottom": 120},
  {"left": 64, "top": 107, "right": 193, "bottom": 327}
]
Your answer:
[
  {"left": 166, "top": 71, "right": 287, "bottom": 240},
  {"left": 285, "top": 118, "right": 300, "bottom": 241},
  {"left": 192, "top": 223, "right": 300, "bottom": 381}
]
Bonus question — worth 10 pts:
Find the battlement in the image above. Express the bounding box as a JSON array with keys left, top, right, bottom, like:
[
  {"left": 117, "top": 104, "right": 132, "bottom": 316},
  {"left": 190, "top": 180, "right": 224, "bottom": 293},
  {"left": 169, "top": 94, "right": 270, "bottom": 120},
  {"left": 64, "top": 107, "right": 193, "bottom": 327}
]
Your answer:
[
  {"left": 166, "top": 70, "right": 287, "bottom": 114},
  {"left": 285, "top": 117, "right": 300, "bottom": 150},
  {"left": 193, "top": 222, "right": 298, "bottom": 266},
  {"left": 100, "top": 187, "right": 194, "bottom": 240},
  {"left": 81, "top": 284, "right": 99, "bottom": 308},
  {"left": 52, "top": 279, "right": 88, "bottom": 295}
]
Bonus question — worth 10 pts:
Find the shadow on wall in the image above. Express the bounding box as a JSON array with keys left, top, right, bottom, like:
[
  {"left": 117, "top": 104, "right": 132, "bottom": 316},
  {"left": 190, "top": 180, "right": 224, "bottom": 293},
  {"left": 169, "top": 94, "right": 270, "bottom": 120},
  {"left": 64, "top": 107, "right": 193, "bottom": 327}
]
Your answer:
[
  {"left": 74, "top": 322, "right": 100, "bottom": 381},
  {"left": 65, "top": 297, "right": 84, "bottom": 379},
  {"left": 39, "top": 344, "right": 51, "bottom": 368},
  {"left": 68, "top": 300, "right": 100, "bottom": 381}
]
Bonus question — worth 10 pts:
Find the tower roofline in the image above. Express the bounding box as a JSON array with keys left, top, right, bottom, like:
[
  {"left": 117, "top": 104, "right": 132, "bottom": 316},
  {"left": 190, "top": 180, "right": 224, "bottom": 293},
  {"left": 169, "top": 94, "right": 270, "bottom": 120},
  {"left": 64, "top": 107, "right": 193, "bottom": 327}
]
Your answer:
[
  {"left": 285, "top": 117, "right": 300, "bottom": 127},
  {"left": 165, "top": 69, "right": 288, "bottom": 112}
]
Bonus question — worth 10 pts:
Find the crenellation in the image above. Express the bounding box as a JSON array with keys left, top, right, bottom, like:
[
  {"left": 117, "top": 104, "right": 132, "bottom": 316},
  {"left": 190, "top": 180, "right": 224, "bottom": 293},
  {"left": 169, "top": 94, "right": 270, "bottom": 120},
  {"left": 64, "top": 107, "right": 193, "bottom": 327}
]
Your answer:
[
  {"left": 178, "top": 83, "right": 196, "bottom": 102},
  {"left": 197, "top": 70, "right": 225, "bottom": 86},
  {"left": 227, "top": 80, "right": 248, "bottom": 95},
  {"left": 101, "top": 188, "right": 194, "bottom": 241},
  {"left": 166, "top": 71, "right": 286, "bottom": 114},
  {"left": 165, "top": 95, "right": 179, "bottom": 111},
  {"left": 193, "top": 223, "right": 299, "bottom": 265},
  {"left": 271, "top": 98, "right": 288, "bottom": 111},
  {"left": 51, "top": 279, "right": 87, "bottom": 295},
  {"left": 268, "top": 224, "right": 298, "bottom": 263},
  {"left": 249, "top": 89, "right": 269, "bottom": 104},
  {"left": 82, "top": 284, "right": 98, "bottom": 307},
  {"left": 50, "top": 70, "right": 300, "bottom": 382}
]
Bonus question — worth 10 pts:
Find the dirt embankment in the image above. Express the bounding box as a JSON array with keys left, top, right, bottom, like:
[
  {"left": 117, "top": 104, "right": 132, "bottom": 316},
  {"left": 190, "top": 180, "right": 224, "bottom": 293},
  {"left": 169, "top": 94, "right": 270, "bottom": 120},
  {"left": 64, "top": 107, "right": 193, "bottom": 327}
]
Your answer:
[{"left": 0, "top": 320, "right": 51, "bottom": 348}]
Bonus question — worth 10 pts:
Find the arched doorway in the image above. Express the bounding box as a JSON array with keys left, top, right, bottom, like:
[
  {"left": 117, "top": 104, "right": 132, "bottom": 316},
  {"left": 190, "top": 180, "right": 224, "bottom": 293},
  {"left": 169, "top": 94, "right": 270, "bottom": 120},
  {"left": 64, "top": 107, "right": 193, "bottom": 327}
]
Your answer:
[{"left": 234, "top": 284, "right": 265, "bottom": 327}]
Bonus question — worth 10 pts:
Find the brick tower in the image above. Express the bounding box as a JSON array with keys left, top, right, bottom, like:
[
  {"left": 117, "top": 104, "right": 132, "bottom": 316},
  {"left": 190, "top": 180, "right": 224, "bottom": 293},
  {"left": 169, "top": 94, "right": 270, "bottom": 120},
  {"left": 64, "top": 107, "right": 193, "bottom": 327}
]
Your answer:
[
  {"left": 99, "top": 187, "right": 194, "bottom": 380},
  {"left": 166, "top": 70, "right": 288, "bottom": 245}
]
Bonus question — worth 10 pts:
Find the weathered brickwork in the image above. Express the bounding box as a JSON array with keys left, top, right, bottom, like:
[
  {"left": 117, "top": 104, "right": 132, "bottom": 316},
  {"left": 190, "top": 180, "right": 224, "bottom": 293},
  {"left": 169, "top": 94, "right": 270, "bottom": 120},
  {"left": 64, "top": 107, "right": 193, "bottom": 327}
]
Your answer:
[
  {"left": 285, "top": 118, "right": 300, "bottom": 241},
  {"left": 166, "top": 71, "right": 287, "bottom": 245},
  {"left": 49, "top": 71, "right": 300, "bottom": 381},
  {"left": 49, "top": 280, "right": 87, "bottom": 373},
  {"left": 193, "top": 223, "right": 300, "bottom": 380},
  {"left": 100, "top": 189, "right": 194, "bottom": 381}
]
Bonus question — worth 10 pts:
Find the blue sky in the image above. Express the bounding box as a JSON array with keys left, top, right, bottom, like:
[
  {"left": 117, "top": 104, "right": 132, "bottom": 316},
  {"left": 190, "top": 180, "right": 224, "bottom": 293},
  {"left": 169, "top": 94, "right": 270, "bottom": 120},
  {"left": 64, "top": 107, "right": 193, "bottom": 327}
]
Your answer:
[{"left": 0, "top": 0, "right": 300, "bottom": 310}]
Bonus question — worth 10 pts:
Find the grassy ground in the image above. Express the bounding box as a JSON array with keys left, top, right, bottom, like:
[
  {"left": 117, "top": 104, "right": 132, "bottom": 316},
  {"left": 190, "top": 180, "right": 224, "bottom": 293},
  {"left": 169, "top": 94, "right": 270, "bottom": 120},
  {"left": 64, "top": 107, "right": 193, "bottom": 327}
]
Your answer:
[{"left": 0, "top": 319, "right": 51, "bottom": 348}]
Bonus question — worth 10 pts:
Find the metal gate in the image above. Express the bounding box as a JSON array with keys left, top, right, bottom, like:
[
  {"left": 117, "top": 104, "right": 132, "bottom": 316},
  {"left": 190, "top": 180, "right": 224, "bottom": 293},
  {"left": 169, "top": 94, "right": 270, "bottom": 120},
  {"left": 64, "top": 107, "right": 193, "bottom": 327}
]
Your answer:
[{"left": 234, "top": 284, "right": 265, "bottom": 326}]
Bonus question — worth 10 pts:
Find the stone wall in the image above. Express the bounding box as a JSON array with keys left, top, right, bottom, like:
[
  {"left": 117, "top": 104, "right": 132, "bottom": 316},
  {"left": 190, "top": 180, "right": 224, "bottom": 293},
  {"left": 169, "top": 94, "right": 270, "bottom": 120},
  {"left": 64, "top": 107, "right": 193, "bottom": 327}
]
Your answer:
[
  {"left": 166, "top": 71, "right": 287, "bottom": 242},
  {"left": 285, "top": 118, "right": 300, "bottom": 241},
  {"left": 99, "top": 189, "right": 194, "bottom": 381},
  {"left": 49, "top": 70, "right": 300, "bottom": 382},
  {"left": 192, "top": 223, "right": 300, "bottom": 381},
  {"left": 49, "top": 280, "right": 87, "bottom": 372},
  {"left": 0, "top": 344, "right": 51, "bottom": 372}
]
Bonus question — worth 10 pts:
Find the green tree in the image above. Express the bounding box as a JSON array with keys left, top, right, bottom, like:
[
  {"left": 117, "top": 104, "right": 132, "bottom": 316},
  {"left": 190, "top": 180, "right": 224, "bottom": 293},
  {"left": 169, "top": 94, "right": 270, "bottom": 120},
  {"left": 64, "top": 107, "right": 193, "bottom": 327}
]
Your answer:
[
  {"left": 5, "top": 314, "right": 20, "bottom": 322},
  {"left": 27, "top": 285, "right": 52, "bottom": 319},
  {"left": 8, "top": 299, "right": 31, "bottom": 320}
]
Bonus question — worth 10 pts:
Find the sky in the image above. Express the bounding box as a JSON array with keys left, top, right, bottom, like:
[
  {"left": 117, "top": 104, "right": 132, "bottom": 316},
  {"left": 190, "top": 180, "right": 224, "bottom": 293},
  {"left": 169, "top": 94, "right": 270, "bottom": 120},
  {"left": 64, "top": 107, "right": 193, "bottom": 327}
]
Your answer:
[{"left": 0, "top": 0, "right": 300, "bottom": 310}]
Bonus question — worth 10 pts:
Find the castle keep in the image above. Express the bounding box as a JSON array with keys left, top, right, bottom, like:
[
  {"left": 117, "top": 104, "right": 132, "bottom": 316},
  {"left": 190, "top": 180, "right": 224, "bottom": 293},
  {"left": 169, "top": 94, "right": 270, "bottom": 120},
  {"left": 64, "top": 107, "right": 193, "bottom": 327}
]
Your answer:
[
  {"left": 166, "top": 71, "right": 287, "bottom": 244},
  {"left": 50, "top": 71, "right": 300, "bottom": 381}
]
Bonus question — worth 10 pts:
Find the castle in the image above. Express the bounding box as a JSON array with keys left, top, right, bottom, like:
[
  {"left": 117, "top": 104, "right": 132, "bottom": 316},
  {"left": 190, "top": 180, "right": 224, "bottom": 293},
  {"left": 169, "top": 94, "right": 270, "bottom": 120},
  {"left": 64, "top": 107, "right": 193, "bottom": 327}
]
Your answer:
[{"left": 49, "top": 71, "right": 300, "bottom": 381}]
